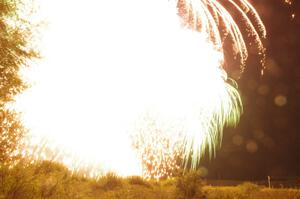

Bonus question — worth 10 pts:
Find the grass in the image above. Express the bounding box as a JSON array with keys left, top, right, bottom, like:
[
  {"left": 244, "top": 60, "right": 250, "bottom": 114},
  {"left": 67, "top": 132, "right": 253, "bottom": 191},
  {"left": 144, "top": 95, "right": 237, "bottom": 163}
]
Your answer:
[
  {"left": 0, "top": 160, "right": 300, "bottom": 199},
  {"left": 204, "top": 186, "right": 300, "bottom": 199}
]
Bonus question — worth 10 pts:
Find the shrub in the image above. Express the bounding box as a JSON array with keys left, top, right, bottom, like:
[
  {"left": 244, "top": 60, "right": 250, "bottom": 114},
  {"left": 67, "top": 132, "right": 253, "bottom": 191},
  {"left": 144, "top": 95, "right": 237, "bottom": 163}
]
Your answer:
[
  {"left": 161, "top": 178, "right": 177, "bottom": 187},
  {"left": 33, "top": 160, "right": 69, "bottom": 175},
  {"left": 0, "top": 160, "right": 89, "bottom": 199},
  {"left": 175, "top": 170, "right": 207, "bottom": 199},
  {"left": 128, "top": 176, "right": 152, "bottom": 188},
  {"left": 237, "top": 182, "right": 260, "bottom": 198},
  {"left": 94, "top": 172, "right": 124, "bottom": 191},
  {"left": 0, "top": 163, "right": 38, "bottom": 199}
]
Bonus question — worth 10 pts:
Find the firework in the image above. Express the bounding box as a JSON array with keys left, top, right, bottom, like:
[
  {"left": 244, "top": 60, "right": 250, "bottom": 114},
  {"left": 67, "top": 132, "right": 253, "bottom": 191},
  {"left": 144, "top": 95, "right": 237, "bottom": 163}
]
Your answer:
[
  {"left": 131, "top": 113, "right": 183, "bottom": 179},
  {"left": 178, "top": 0, "right": 266, "bottom": 73},
  {"left": 132, "top": 0, "right": 265, "bottom": 173},
  {"left": 15, "top": 0, "right": 266, "bottom": 178}
]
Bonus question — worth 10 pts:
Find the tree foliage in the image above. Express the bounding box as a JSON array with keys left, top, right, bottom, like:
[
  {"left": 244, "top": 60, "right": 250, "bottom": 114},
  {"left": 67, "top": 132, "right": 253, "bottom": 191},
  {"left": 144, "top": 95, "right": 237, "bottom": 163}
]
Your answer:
[{"left": 0, "top": 0, "right": 38, "bottom": 164}]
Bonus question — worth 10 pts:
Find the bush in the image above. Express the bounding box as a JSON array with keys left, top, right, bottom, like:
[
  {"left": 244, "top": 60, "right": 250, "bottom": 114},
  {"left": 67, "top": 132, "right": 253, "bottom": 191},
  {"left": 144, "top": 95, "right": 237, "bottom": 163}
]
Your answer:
[
  {"left": 33, "top": 160, "right": 69, "bottom": 175},
  {"left": 94, "top": 172, "right": 124, "bottom": 191},
  {"left": 0, "top": 160, "right": 89, "bottom": 199},
  {"left": 161, "top": 177, "right": 177, "bottom": 187},
  {"left": 237, "top": 182, "right": 260, "bottom": 198},
  {"left": 175, "top": 170, "right": 207, "bottom": 199},
  {"left": 128, "top": 176, "right": 152, "bottom": 188},
  {"left": 0, "top": 163, "right": 38, "bottom": 199}
]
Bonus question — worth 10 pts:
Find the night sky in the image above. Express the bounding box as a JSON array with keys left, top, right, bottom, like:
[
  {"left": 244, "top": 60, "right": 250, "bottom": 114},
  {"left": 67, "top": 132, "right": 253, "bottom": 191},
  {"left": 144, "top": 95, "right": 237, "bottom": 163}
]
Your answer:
[{"left": 202, "top": 0, "right": 300, "bottom": 180}]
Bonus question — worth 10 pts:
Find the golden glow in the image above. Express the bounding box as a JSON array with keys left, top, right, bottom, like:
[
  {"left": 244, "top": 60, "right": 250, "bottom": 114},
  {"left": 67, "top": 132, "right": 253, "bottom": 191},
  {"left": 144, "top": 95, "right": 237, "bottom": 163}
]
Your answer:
[{"left": 14, "top": 0, "right": 265, "bottom": 177}]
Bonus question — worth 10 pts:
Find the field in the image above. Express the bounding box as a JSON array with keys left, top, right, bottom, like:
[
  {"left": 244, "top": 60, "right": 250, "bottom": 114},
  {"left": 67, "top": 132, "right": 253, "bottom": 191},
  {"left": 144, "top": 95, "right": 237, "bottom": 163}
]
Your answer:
[{"left": 1, "top": 160, "right": 300, "bottom": 199}]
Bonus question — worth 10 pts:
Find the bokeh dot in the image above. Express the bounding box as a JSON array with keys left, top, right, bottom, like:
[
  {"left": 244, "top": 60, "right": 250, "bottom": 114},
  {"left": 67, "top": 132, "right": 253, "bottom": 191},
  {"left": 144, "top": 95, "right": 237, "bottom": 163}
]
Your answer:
[
  {"left": 266, "top": 58, "right": 281, "bottom": 77},
  {"left": 246, "top": 140, "right": 258, "bottom": 153},
  {"left": 274, "top": 95, "right": 287, "bottom": 107},
  {"left": 232, "top": 135, "right": 244, "bottom": 146},
  {"left": 253, "top": 129, "right": 264, "bottom": 140},
  {"left": 257, "top": 84, "right": 270, "bottom": 95},
  {"left": 262, "top": 136, "right": 275, "bottom": 149},
  {"left": 247, "top": 79, "right": 258, "bottom": 90},
  {"left": 198, "top": 166, "right": 208, "bottom": 177}
]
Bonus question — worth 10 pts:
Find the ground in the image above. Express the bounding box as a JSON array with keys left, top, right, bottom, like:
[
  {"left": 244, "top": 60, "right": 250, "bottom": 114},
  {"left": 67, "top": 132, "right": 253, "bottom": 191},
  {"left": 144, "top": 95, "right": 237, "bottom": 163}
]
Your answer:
[{"left": 1, "top": 160, "right": 300, "bottom": 199}]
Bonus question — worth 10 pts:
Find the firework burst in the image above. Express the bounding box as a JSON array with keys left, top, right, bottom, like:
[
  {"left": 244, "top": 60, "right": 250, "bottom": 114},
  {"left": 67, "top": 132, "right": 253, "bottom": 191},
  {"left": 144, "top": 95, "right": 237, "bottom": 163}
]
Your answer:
[
  {"left": 131, "top": 113, "right": 183, "bottom": 179},
  {"left": 15, "top": 0, "right": 266, "bottom": 178},
  {"left": 132, "top": 0, "right": 266, "bottom": 174},
  {"left": 170, "top": 0, "right": 266, "bottom": 168}
]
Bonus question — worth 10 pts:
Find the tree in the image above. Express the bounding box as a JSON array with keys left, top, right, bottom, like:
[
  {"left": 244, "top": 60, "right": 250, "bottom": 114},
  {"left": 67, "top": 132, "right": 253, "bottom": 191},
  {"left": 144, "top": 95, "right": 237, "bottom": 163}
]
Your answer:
[{"left": 0, "top": 0, "right": 38, "bottom": 164}]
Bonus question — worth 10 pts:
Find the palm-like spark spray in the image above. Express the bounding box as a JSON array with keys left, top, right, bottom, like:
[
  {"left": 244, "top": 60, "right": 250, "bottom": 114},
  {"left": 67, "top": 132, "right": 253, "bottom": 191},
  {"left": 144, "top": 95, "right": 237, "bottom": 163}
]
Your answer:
[
  {"left": 133, "top": 0, "right": 266, "bottom": 173},
  {"left": 176, "top": 0, "right": 266, "bottom": 168},
  {"left": 178, "top": 0, "right": 266, "bottom": 73}
]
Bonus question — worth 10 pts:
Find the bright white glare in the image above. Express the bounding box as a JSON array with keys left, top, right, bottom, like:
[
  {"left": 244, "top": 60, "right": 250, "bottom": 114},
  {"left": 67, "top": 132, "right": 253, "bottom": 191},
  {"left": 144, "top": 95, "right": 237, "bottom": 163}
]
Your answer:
[{"left": 16, "top": 0, "right": 224, "bottom": 176}]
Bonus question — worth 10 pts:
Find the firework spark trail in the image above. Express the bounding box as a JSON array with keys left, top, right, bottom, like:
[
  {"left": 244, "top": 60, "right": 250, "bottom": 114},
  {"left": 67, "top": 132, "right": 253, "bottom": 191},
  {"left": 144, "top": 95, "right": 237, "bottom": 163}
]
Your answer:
[
  {"left": 15, "top": 0, "right": 265, "bottom": 178},
  {"left": 178, "top": 0, "right": 266, "bottom": 72},
  {"left": 133, "top": 0, "right": 265, "bottom": 174},
  {"left": 131, "top": 113, "right": 184, "bottom": 179},
  {"left": 170, "top": 0, "right": 266, "bottom": 169}
]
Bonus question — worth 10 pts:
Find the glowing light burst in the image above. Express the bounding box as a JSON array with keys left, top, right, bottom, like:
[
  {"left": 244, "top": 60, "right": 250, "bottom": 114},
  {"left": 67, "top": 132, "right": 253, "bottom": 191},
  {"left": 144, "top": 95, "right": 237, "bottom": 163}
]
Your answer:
[
  {"left": 132, "top": 0, "right": 265, "bottom": 175},
  {"left": 15, "top": 0, "right": 265, "bottom": 177},
  {"left": 174, "top": 0, "right": 266, "bottom": 168}
]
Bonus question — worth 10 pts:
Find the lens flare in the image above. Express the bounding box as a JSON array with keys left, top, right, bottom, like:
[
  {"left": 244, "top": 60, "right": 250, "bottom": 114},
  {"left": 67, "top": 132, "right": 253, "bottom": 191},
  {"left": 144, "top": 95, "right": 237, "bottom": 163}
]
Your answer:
[{"left": 15, "top": 0, "right": 265, "bottom": 177}]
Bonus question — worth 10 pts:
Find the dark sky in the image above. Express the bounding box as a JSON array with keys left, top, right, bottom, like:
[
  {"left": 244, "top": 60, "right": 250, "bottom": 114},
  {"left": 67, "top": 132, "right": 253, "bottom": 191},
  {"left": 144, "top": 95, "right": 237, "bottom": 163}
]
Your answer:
[{"left": 201, "top": 0, "right": 300, "bottom": 180}]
